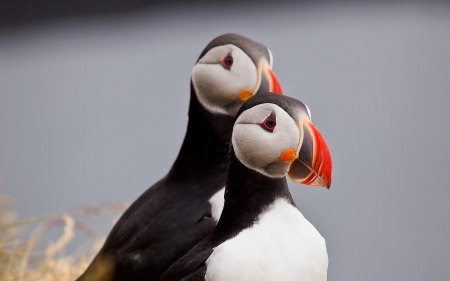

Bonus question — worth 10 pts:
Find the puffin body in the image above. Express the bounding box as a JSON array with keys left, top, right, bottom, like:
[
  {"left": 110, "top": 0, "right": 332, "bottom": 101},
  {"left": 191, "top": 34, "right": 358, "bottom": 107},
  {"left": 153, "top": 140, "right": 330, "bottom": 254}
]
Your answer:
[
  {"left": 160, "top": 93, "right": 332, "bottom": 281},
  {"left": 76, "top": 34, "right": 283, "bottom": 281},
  {"left": 206, "top": 199, "right": 328, "bottom": 281}
]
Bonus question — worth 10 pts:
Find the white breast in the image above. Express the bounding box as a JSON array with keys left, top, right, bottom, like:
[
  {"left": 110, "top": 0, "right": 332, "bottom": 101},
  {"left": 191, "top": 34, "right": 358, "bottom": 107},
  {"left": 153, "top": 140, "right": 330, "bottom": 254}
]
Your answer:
[
  {"left": 208, "top": 187, "right": 225, "bottom": 222},
  {"left": 205, "top": 198, "right": 328, "bottom": 281}
]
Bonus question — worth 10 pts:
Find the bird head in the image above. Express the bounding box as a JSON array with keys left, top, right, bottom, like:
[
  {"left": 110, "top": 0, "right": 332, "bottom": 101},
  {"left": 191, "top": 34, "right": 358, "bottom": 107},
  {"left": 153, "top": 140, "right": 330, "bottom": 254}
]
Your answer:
[
  {"left": 192, "top": 33, "right": 283, "bottom": 117},
  {"left": 232, "top": 92, "right": 332, "bottom": 188}
]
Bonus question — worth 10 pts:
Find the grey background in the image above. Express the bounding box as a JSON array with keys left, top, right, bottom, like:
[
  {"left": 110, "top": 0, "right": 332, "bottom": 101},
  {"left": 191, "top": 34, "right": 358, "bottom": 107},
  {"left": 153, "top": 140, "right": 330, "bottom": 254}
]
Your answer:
[{"left": 1, "top": 2, "right": 450, "bottom": 280}]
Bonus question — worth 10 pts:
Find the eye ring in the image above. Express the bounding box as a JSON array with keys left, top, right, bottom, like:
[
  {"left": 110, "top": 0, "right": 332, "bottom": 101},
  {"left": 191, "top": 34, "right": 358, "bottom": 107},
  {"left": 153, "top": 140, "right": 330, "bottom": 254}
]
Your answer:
[
  {"left": 221, "top": 53, "right": 233, "bottom": 70},
  {"left": 260, "top": 112, "right": 276, "bottom": 132}
]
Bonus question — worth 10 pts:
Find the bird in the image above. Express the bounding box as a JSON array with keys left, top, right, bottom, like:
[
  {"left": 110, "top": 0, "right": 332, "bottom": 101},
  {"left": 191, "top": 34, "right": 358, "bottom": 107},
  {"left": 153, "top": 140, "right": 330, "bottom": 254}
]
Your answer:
[
  {"left": 160, "top": 92, "right": 332, "bottom": 281},
  {"left": 76, "top": 34, "right": 283, "bottom": 281}
]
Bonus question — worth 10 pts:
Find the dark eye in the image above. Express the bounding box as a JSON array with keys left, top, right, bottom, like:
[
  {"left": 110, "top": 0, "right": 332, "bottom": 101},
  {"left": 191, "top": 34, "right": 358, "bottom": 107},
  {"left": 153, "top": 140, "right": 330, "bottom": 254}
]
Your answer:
[
  {"left": 221, "top": 53, "right": 233, "bottom": 70},
  {"left": 260, "top": 113, "right": 276, "bottom": 132}
]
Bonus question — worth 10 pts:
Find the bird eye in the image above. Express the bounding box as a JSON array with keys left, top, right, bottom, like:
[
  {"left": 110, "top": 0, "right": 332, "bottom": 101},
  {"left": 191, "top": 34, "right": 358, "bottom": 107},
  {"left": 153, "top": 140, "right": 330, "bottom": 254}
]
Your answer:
[
  {"left": 221, "top": 53, "right": 233, "bottom": 70},
  {"left": 260, "top": 112, "right": 276, "bottom": 132}
]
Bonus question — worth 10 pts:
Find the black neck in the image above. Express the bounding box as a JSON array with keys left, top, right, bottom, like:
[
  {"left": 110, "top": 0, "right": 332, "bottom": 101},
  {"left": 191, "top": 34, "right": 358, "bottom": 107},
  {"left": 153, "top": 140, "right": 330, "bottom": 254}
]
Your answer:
[
  {"left": 212, "top": 146, "right": 295, "bottom": 243},
  {"left": 166, "top": 83, "right": 234, "bottom": 196}
]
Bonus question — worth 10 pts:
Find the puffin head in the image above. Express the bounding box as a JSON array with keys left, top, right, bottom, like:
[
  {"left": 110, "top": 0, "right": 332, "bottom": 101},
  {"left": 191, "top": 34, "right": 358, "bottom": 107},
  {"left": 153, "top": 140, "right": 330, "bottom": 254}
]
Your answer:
[
  {"left": 192, "top": 33, "right": 283, "bottom": 117},
  {"left": 232, "top": 92, "right": 332, "bottom": 188}
]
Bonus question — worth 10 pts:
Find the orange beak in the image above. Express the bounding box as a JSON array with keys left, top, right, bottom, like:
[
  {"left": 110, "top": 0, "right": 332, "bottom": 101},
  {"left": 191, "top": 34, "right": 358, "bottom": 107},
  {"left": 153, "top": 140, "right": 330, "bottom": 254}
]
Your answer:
[
  {"left": 239, "top": 60, "right": 283, "bottom": 101},
  {"left": 287, "top": 116, "right": 332, "bottom": 189},
  {"left": 267, "top": 67, "right": 283, "bottom": 95}
]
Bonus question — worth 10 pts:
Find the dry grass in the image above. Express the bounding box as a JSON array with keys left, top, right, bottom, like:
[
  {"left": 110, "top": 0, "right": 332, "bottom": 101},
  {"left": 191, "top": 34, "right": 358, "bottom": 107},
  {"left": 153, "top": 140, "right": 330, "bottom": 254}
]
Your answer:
[{"left": 0, "top": 194, "right": 128, "bottom": 281}]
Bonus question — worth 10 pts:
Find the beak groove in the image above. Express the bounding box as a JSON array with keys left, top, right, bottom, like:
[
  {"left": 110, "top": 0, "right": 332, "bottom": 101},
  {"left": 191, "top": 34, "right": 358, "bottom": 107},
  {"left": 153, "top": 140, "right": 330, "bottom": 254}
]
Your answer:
[
  {"left": 252, "top": 60, "right": 283, "bottom": 97},
  {"left": 287, "top": 116, "right": 332, "bottom": 189},
  {"left": 267, "top": 67, "right": 283, "bottom": 95}
]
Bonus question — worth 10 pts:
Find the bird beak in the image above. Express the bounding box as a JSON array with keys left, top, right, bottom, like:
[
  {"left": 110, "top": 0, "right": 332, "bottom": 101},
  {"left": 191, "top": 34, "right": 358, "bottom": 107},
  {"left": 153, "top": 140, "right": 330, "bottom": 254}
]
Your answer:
[
  {"left": 285, "top": 115, "right": 332, "bottom": 189},
  {"left": 239, "top": 60, "right": 283, "bottom": 101}
]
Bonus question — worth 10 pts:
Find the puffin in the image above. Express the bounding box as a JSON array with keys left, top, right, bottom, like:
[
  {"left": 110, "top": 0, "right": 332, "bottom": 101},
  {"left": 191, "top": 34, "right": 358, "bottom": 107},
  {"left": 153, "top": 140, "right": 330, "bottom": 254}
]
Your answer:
[
  {"left": 160, "top": 92, "right": 332, "bottom": 281},
  {"left": 76, "top": 34, "right": 283, "bottom": 281}
]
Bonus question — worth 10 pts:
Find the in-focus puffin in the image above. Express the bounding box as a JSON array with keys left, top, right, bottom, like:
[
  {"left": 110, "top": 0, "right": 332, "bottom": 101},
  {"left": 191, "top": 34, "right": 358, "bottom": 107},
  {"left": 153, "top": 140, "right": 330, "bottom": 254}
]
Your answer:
[
  {"left": 160, "top": 92, "right": 332, "bottom": 281},
  {"left": 76, "top": 34, "right": 283, "bottom": 281}
]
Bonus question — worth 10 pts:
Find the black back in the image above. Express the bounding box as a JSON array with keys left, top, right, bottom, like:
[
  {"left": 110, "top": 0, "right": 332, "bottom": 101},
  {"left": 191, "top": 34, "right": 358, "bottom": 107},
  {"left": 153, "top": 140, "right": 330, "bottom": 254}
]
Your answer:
[
  {"left": 76, "top": 83, "right": 234, "bottom": 281},
  {"left": 160, "top": 145, "right": 295, "bottom": 281},
  {"left": 76, "top": 34, "right": 273, "bottom": 281}
]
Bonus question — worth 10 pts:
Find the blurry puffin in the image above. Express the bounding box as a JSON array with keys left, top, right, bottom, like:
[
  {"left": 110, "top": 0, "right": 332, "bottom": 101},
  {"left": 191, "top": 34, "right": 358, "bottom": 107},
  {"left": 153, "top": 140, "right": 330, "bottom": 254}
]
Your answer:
[
  {"left": 76, "top": 34, "right": 283, "bottom": 281},
  {"left": 160, "top": 92, "right": 332, "bottom": 281}
]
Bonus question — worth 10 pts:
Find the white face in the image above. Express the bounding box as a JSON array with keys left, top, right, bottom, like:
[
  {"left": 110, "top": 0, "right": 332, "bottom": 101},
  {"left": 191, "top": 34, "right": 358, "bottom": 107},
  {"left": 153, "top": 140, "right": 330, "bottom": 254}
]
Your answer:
[
  {"left": 232, "top": 103, "right": 303, "bottom": 178},
  {"left": 192, "top": 44, "right": 259, "bottom": 116}
]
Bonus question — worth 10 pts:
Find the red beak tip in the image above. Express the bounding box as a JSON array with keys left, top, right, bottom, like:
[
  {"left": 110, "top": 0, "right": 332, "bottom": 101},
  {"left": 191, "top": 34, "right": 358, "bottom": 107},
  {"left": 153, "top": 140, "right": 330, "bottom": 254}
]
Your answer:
[{"left": 268, "top": 68, "right": 283, "bottom": 95}]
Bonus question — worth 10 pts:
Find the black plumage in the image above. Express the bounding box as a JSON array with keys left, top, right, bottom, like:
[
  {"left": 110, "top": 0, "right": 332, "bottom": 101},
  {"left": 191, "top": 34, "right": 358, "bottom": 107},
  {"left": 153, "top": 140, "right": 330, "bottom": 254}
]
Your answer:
[
  {"left": 159, "top": 149, "right": 294, "bottom": 281},
  {"left": 76, "top": 34, "right": 276, "bottom": 281},
  {"left": 159, "top": 92, "right": 331, "bottom": 281}
]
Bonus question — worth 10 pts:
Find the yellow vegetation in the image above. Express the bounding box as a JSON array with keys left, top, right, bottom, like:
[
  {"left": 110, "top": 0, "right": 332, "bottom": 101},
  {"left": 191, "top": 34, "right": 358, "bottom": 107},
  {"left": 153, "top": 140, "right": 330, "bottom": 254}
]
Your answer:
[{"left": 0, "top": 195, "right": 127, "bottom": 281}]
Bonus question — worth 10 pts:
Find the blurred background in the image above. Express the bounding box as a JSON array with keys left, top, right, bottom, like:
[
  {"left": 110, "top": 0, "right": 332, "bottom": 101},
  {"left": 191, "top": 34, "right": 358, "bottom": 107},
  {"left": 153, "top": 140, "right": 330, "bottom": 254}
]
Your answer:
[{"left": 1, "top": 0, "right": 449, "bottom": 280}]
